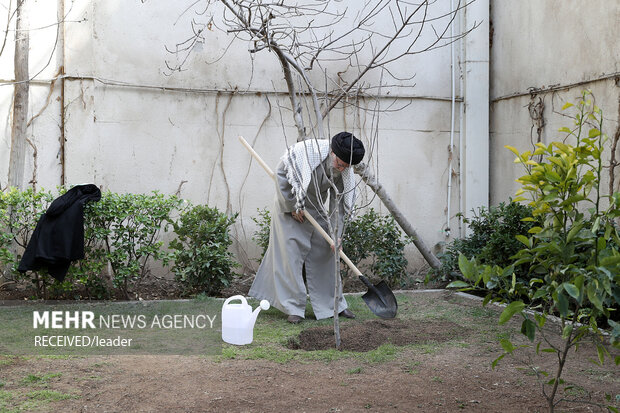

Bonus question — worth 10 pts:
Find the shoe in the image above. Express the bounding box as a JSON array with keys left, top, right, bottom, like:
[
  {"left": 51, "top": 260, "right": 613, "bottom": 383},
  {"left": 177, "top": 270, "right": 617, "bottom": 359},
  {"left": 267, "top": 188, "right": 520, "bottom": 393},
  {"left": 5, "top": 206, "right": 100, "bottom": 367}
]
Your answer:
[
  {"left": 339, "top": 309, "right": 356, "bottom": 319},
  {"left": 287, "top": 315, "right": 303, "bottom": 324}
]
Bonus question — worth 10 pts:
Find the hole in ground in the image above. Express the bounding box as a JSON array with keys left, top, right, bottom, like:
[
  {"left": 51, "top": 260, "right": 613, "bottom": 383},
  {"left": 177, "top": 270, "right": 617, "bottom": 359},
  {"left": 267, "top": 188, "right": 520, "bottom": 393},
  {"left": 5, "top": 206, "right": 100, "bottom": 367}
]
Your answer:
[{"left": 287, "top": 318, "right": 469, "bottom": 352}]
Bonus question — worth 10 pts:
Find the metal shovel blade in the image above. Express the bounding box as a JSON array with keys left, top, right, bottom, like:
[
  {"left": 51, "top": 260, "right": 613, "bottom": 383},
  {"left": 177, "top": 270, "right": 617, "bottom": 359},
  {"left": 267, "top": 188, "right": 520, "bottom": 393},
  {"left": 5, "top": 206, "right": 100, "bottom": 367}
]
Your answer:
[{"left": 359, "top": 276, "right": 398, "bottom": 319}]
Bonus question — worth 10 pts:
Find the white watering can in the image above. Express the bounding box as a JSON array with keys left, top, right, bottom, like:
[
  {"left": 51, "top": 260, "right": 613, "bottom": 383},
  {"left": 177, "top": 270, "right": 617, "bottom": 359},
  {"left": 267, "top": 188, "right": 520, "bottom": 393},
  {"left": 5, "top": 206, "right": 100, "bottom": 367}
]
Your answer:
[{"left": 221, "top": 295, "right": 270, "bottom": 345}]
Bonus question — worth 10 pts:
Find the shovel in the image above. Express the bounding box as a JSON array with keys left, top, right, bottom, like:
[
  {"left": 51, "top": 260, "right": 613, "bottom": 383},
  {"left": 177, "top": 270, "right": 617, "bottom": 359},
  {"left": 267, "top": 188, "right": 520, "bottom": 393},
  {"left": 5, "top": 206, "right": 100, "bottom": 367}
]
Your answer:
[{"left": 239, "top": 136, "right": 398, "bottom": 319}]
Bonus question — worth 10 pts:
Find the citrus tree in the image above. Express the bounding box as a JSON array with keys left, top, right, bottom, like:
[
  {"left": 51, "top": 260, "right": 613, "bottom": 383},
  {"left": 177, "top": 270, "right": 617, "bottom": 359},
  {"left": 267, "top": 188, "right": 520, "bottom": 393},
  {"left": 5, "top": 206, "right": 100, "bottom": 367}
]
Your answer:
[{"left": 451, "top": 91, "right": 620, "bottom": 412}]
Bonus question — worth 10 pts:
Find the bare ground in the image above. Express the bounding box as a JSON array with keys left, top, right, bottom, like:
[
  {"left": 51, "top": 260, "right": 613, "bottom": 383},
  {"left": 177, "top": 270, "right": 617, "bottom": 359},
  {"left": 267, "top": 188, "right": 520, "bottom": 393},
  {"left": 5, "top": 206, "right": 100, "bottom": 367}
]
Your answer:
[{"left": 0, "top": 291, "right": 618, "bottom": 412}]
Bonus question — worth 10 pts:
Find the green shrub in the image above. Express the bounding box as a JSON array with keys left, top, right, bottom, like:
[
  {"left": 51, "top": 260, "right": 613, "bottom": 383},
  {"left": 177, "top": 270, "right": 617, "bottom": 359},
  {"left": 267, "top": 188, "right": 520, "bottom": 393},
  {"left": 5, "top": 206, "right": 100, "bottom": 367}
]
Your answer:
[
  {"left": 0, "top": 187, "right": 56, "bottom": 298},
  {"left": 83, "top": 191, "right": 181, "bottom": 298},
  {"left": 251, "top": 207, "right": 271, "bottom": 260},
  {"left": 169, "top": 204, "right": 239, "bottom": 296},
  {"left": 342, "top": 208, "right": 410, "bottom": 286},
  {"left": 433, "top": 201, "right": 538, "bottom": 283},
  {"left": 1, "top": 187, "right": 242, "bottom": 300}
]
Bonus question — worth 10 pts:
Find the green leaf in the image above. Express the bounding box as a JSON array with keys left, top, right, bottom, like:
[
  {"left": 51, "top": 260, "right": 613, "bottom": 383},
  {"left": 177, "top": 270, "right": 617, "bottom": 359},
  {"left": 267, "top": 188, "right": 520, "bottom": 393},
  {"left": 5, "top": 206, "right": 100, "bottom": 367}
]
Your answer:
[
  {"left": 562, "top": 325, "right": 573, "bottom": 339},
  {"left": 458, "top": 253, "right": 475, "bottom": 281},
  {"left": 505, "top": 145, "right": 521, "bottom": 157},
  {"left": 596, "top": 344, "right": 605, "bottom": 365},
  {"left": 556, "top": 292, "right": 569, "bottom": 317},
  {"left": 558, "top": 126, "right": 572, "bottom": 134},
  {"left": 587, "top": 283, "right": 604, "bottom": 311},
  {"left": 521, "top": 318, "right": 536, "bottom": 342},
  {"left": 446, "top": 281, "right": 470, "bottom": 289},
  {"left": 566, "top": 224, "right": 582, "bottom": 242},
  {"left": 482, "top": 294, "right": 493, "bottom": 307},
  {"left": 499, "top": 301, "right": 526, "bottom": 325},
  {"left": 500, "top": 339, "right": 516, "bottom": 353},
  {"left": 573, "top": 275, "right": 585, "bottom": 292},
  {"left": 562, "top": 283, "right": 580, "bottom": 301},
  {"left": 600, "top": 255, "right": 620, "bottom": 266},
  {"left": 532, "top": 288, "right": 548, "bottom": 300},
  {"left": 515, "top": 235, "right": 531, "bottom": 248},
  {"left": 491, "top": 353, "right": 506, "bottom": 369}
]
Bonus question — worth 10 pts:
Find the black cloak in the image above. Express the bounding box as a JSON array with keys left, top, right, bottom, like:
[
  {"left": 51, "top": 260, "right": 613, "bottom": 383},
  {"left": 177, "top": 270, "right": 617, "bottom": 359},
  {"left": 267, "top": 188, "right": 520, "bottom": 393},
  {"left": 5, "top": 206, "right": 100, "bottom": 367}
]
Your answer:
[{"left": 18, "top": 184, "right": 101, "bottom": 282}]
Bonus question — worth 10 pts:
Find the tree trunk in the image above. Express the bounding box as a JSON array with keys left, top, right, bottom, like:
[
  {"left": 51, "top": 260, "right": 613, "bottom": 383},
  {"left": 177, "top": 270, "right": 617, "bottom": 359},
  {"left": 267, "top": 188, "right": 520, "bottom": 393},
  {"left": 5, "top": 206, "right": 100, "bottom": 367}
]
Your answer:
[
  {"left": 354, "top": 162, "right": 442, "bottom": 270},
  {"left": 7, "top": 0, "right": 29, "bottom": 189}
]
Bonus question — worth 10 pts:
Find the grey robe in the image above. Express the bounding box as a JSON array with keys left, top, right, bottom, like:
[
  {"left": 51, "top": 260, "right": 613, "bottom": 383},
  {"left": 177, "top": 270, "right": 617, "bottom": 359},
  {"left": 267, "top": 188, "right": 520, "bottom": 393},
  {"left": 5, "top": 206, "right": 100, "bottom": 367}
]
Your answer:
[{"left": 248, "top": 157, "right": 348, "bottom": 319}]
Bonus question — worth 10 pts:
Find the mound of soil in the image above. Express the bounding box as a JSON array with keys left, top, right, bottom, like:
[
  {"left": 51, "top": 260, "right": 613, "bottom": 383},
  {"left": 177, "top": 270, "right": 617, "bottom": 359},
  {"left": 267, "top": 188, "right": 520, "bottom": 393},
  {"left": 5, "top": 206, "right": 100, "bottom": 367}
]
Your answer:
[{"left": 287, "top": 318, "right": 468, "bottom": 352}]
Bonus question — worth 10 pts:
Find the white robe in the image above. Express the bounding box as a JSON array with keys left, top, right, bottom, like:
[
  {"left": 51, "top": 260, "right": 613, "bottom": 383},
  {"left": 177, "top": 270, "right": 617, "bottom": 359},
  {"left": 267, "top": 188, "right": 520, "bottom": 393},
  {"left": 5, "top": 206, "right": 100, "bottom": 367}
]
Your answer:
[{"left": 248, "top": 157, "right": 348, "bottom": 319}]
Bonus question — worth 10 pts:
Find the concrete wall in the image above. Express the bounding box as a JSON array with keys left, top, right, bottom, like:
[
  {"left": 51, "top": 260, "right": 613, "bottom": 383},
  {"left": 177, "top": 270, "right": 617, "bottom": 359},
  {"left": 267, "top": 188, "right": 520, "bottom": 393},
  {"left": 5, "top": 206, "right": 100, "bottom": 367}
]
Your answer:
[
  {"left": 1, "top": 0, "right": 471, "bottom": 272},
  {"left": 0, "top": 0, "right": 65, "bottom": 190},
  {"left": 490, "top": 1, "right": 620, "bottom": 206},
  {"left": 5, "top": 1, "right": 618, "bottom": 278}
]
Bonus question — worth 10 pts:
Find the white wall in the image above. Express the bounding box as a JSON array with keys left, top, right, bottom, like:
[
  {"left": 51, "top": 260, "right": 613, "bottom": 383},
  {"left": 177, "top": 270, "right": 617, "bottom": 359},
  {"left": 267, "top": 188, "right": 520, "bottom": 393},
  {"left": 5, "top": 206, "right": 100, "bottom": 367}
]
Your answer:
[
  {"left": 1, "top": 0, "right": 474, "bottom": 273},
  {"left": 490, "top": 1, "right": 620, "bottom": 206}
]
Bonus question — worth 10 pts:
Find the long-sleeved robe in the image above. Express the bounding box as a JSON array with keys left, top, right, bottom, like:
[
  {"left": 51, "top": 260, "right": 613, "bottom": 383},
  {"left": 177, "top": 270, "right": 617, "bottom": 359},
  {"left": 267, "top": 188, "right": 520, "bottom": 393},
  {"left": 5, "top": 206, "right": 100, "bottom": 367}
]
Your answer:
[{"left": 248, "top": 157, "right": 348, "bottom": 319}]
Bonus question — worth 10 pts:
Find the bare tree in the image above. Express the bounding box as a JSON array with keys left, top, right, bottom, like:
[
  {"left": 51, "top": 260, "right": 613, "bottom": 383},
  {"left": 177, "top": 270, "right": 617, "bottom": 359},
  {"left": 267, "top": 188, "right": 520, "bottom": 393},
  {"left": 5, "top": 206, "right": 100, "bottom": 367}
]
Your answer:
[
  {"left": 162, "top": 0, "right": 474, "bottom": 264},
  {"left": 152, "top": 0, "right": 477, "bottom": 346},
  {"left": 7, "top": 0, "right": 29, "bottom": 189}
]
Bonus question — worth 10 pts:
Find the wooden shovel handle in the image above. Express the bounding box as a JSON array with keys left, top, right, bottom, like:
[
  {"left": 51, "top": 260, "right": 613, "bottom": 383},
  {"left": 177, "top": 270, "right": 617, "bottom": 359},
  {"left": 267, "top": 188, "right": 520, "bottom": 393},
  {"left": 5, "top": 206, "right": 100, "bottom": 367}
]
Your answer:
[{"left": 239, "top": 135, "right": 364, "bottom": 277}]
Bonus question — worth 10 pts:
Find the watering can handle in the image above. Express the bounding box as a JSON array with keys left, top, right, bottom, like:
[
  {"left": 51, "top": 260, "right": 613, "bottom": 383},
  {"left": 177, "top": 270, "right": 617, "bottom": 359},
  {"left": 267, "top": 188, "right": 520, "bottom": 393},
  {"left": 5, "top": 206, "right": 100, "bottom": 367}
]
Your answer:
[
  {"left": 223, "top": 295, "right": 248, "bottom": 307},
  {"left": 239, "top": 135, "right": 364, "bottom": 278}
]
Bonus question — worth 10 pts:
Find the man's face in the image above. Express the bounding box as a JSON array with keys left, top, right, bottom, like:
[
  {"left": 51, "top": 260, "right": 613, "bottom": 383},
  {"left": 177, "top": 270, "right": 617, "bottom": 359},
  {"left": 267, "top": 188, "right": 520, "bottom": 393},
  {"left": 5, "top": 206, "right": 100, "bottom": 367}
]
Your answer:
[{"left": 331, "top": 151, "right": 350, "bottom": 172}]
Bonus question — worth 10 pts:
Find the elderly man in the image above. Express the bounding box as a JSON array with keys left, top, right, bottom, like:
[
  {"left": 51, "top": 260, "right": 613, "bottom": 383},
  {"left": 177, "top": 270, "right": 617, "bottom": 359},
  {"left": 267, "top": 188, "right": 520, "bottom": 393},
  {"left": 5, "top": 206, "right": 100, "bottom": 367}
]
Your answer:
[{"left": 249, "top": 132, "right": 365, "bottom": 323}]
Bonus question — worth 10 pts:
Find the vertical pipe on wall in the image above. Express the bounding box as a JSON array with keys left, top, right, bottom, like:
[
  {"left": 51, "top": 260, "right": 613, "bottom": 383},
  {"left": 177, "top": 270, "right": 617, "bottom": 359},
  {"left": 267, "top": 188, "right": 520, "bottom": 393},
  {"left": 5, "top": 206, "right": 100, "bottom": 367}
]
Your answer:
[
  {"left": 462, "top": 0, "right": 490, "bottom": 235},
  {"left": 445, "top": 0, "right": 457, "bottom": 238},
  {"left": 458, "top": 1, "right": 466, "bottom": 238},
  {"left": 58, "top": 0, "right": 66, "bottom": 186},
  {"left": 458, "top": 0, "right": 466, "bottom": 238}
]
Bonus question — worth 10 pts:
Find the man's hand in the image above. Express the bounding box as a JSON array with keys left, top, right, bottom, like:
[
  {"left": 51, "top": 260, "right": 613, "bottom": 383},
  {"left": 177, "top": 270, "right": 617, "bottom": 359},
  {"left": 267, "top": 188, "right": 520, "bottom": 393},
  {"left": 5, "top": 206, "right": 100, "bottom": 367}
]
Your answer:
[
  {"left": 291, "top": 210, "right": 305, "bottom": 223},
  {"left": 330, "top": 238, "right": 342, "bottom": 252}
]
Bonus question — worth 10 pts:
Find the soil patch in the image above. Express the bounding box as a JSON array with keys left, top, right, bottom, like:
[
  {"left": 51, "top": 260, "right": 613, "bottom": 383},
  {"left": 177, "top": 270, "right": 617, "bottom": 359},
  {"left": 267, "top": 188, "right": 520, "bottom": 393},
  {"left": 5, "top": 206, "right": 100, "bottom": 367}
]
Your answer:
[
  {"left": 288, "top": 318, "right": 467, "bottom": 351},
  {"left": 1, "top": 291, "right": 617, "bottom": 412}
]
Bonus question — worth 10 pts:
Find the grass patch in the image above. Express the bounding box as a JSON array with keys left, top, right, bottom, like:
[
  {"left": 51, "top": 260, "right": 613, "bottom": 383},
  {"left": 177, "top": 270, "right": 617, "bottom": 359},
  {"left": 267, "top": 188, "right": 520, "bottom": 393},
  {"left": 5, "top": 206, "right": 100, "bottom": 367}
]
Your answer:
[
  {"left": 25, "top": 389, "right": 77, "bottom": 401},
  {"left": 0, "top": 359, "right": 15, "bottom": 368},
  {"left": 32, "top": 355, "right": 80, "bottom": 360},
  {"left": 21, "top": 372, "right": 62, "bottom": 386},
  {"left": 0, "top": 388, "right": 78, "bottom": 412},
  {"left": 0, "top": 390, "right": 14, "bottom": 402},
  {"left": 563, "top": 384, "right": 589, "bottom": 398},
  {"left": 403, "top": 361, "right": 421, "bottom": 374},
  {"left": 0, "top": 390, "right": 14, "bottom": 412},
  {"left": 346, "top": 367, "right": 364, "bottom": 374},
  {"left": 360, "top": 343, "right": 399, "bottom": 363}
]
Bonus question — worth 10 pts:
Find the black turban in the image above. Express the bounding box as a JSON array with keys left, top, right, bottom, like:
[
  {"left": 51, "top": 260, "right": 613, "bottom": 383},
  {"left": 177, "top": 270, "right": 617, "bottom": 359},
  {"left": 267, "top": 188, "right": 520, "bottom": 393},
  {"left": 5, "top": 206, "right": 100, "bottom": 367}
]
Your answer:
[{"left": 331, "top": 132, "right": 365, "bottom": 165}]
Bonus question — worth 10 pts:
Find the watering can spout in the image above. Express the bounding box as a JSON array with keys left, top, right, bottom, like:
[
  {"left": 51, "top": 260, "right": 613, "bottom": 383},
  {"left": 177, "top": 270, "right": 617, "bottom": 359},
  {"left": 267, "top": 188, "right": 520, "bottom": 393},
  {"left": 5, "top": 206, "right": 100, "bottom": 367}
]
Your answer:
[{"left": 249, "top": 300, "right": 271, "bottom": 329}]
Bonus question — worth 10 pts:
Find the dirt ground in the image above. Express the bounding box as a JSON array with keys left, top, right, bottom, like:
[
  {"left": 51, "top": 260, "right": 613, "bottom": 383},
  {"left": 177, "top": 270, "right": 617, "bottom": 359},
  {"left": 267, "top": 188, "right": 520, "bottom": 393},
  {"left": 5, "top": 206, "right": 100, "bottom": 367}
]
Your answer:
[{"left": 1, "top": 291, "right": 618, "bottom": 412}]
